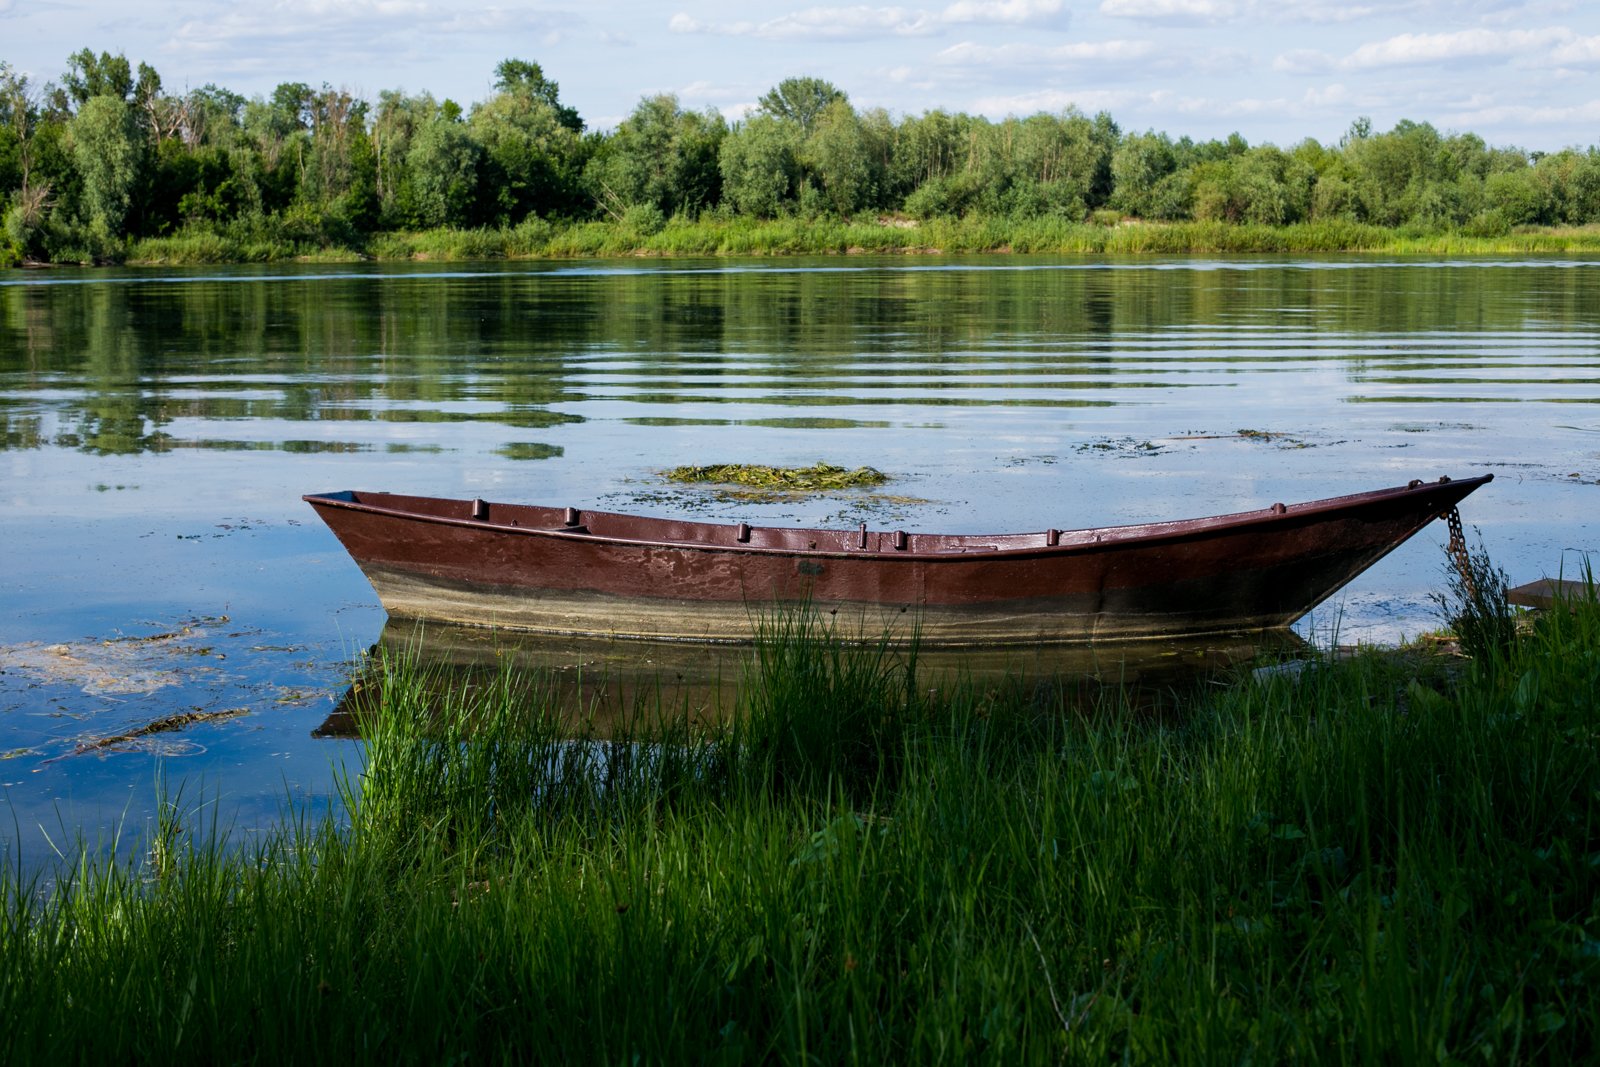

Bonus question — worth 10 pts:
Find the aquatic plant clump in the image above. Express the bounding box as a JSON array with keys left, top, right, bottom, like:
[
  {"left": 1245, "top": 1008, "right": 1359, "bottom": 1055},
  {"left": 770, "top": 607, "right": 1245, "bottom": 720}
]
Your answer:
[{"left": 664, "top": 461, "right": 890, "bottom": 492}]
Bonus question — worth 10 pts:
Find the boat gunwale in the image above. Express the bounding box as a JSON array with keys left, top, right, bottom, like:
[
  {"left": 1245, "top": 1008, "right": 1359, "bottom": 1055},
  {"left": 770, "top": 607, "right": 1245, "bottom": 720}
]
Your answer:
[{"left": 301, "top": 474, "right": 1492, "bottom": 564}]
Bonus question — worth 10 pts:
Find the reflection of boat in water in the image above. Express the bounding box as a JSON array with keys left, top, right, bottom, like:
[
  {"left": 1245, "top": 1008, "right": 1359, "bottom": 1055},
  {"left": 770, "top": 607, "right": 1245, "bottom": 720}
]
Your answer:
[
  {"left": 304, "top": 476, "right": 1491, "bottom": 646},
  {"left": 313, "top": 619, "right": 1307, "bottom": 739}
]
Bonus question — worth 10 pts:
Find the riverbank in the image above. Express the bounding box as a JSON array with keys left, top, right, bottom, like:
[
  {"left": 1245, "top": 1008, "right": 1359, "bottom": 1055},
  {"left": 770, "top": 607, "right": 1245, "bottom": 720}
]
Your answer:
[
  {"left": 3, "top": 576, "right": 1596, "bottom": 1061},
  {"left": 100, "top": 216, "right": 1600, "bottom": 266}
]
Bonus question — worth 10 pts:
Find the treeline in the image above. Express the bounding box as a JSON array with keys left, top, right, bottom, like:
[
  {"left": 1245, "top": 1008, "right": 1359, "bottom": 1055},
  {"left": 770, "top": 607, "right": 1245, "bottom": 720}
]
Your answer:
[{"left": 4, "top": 50, "right": 1600, "bottom": 265}]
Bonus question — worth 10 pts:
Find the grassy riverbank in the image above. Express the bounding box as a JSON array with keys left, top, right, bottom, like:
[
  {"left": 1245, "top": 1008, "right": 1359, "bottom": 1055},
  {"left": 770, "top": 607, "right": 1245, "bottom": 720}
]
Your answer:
[
  {"left": 116, "top": 215, "right": 1600, "bottom": 266},
  {"left": 3, "top": 586, "right": 1597, "bottom": 1061}
]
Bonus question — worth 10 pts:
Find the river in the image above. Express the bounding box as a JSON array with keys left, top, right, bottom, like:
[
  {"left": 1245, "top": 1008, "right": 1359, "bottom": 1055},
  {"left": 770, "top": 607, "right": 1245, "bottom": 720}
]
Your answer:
[{"left": 3, "top": 254, "right": 1596, "bottom": 866}]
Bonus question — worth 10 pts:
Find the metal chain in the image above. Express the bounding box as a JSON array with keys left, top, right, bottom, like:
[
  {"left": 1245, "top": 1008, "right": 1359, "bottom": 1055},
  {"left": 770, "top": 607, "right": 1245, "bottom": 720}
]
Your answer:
[{"left": 1444, "top": 505, "right": 1478, "bottom": 600}]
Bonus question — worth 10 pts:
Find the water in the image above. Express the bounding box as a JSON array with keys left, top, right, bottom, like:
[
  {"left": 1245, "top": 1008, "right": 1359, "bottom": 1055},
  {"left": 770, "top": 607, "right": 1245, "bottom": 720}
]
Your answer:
[{"left": 3, "top": 255, "right": 1597, "bottom": 866}]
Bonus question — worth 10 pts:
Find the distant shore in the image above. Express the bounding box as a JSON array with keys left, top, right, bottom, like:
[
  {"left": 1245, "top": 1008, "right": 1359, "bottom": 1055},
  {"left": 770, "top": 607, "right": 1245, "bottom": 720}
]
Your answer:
[{"left": 83, "top": 217, "right": 1600, "bottom": 267}]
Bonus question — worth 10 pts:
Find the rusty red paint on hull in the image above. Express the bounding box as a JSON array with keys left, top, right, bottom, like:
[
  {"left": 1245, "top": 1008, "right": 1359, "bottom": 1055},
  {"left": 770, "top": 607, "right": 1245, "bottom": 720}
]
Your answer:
[{"left": 303, "top": 475, "right": 1492, "bottom": 645}]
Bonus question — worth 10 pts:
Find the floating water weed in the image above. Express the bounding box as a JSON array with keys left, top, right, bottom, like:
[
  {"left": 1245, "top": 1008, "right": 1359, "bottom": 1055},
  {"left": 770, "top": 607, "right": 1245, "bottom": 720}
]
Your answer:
[{"left": 664, "top": 461, "right": 889, "bottom": 492}]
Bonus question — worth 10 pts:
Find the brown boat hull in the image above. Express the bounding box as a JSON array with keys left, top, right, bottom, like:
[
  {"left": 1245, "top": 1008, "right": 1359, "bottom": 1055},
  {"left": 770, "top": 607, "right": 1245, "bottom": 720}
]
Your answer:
[{"left": 303, "top": 475, "right": 1492, "bottom": 646}]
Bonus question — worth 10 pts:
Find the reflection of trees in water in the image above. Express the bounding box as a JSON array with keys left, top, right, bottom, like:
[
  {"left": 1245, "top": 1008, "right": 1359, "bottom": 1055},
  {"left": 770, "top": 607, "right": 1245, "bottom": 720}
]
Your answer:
[{"left": 1, "top": 264, "right": 1597, "bottom": 455}]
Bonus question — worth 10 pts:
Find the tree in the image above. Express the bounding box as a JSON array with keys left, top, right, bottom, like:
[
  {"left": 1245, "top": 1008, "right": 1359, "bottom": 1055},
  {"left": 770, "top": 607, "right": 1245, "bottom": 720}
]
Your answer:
[
  {"left": 1, "top": 63, "right": 53, "bottom": 259},
  {"left": 803, "top": 99, "right": 872, "bottom": 215},
  {"left": 68, "top": 93, "right": 142, "bottom": 238},
  {"left": 132, "top": 62, "right": 168, "bottom": 140},
  {"left": 470, "top": 68, "right": 589, "bottom": 222},
  {"left": 492, "top": 59, "right": 582, "bottom": 133},
  {"left": 238, "top": 88, "right": 310, "bottom": 215},
  {"left": 372, "top": 90, "right": 439, "bottom": 221},
  {"left": 1485, "top": 167, "right": 1549, "bottom": 226},
  {"left": 887, "top": 110, "right": 969, "bottom": 202},
  {"left": 60, "top": 49, "right": 133, "bottom": 108},
  {"left": 303, "top": 85, "right": 370, "bottom": 216},
  {"left": 179, "top": 85, "right": 248, "bottom": 150},
  {"left": 1534, "top": 149, "right": 1600, "bottom": 223},
  {"left": 757, "top": 77, "right": 846, "bottom": 136},
  {"left": 1341, "top": 119, "right": 1448, "bottom": 225},
  {"left": 1, "top": 64, "right": 41, "bottom": 198},
  {"left": 1111, "top": 131, "right": 1176, "bottom": 218},
  {"left": 583, "top": 94, "right": 724, "bottom": 218},
  {"left": 243, "top": 83, "right": 310, "bottom": 171},
  {"left": 406, "top": 117, "right": 482, "bottom": 227},
  {"left": 719, "top": 115, "right": 799, "bottom": 217}
]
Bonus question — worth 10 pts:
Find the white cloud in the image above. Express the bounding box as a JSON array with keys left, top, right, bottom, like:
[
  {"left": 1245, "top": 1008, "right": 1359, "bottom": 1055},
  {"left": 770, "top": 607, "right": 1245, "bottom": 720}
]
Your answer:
[
  {"left": 1272, "top": 49, "right": 1336, "bottom": 74},
  {"left": 1274, "top": 25, "right": 1594, "bottom": 74},
  {"left": 1302, "top": 82, "right": 1351, "bottom": 107},
  {"left": 166, "top": 1, "right": 580, "bottom": 59},
  {"left": 970, "top": 87, "right": 1153, "bottom": 116},
  {"left": 1449, "top": 97, "right": 1600, "bottom": 127},
  {"left": 1277, "top": 2, "right": 1383, "bottom": 21},
  {"left": 933, "top": 38, "right": 1157, "bottom": 65},
  {"left": 1098, "top": 0, "right": 1235, "bottom": 23},
  {"left": 973, "top": 81, "right": 1369, "bottom": 130},
  {"left": 1100, "top": 0, "right": 1529, "bottom": 26},
  {"left": 1551, "top": 34, "right": 1600, "bottom": 63},
  {"left": 669, "top": 1, "right": 1068, "bottom": 41},
  {"left": 1341, "top": 27, "right": 1569, "bottom": 68},
  {"left": 668, "top": 9, "right": 937, "bottom": 39},
  {"left": 940, "top": 0, "right": 1069, "bottom": 24}
]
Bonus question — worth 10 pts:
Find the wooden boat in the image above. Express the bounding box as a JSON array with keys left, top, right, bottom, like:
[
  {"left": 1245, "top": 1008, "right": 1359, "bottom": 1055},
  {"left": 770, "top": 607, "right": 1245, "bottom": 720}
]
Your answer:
[{"left": 303, "top": 474, "right": 1492, "bottom": 646}]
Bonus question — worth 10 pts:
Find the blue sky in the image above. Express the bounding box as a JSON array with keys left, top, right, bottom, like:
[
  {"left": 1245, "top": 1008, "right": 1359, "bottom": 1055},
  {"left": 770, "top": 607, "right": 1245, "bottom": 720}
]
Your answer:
[{"left": 6, "top": 0, "right": 1600, "bottom": 150}]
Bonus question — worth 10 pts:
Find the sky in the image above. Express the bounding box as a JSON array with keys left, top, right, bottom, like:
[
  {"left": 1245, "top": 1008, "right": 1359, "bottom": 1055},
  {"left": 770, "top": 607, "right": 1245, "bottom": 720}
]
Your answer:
[{"left": 6, "top": 0, "right": 1600, "bottom": 150}]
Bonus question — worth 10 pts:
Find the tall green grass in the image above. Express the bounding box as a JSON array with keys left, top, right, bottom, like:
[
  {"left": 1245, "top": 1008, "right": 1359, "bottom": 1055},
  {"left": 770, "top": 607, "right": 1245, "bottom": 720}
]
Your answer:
[
  {"left": 116, "top": 217, "right": 1600, "bottom": 266},
  {"left": 2, "top": 586, "right": 1597, "bottom": 1061}
]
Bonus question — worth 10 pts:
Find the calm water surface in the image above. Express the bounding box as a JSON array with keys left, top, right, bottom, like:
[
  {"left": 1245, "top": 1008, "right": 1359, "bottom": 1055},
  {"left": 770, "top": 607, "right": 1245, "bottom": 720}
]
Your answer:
[{"left": 3, "top": 255, "right": 1597, "bottom": 866}]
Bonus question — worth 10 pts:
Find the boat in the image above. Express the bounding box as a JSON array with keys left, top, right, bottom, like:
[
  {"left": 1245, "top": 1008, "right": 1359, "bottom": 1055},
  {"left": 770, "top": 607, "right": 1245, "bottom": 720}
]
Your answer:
[{"left": 303, "top": 474, "right": 1492, "bottom": 646}]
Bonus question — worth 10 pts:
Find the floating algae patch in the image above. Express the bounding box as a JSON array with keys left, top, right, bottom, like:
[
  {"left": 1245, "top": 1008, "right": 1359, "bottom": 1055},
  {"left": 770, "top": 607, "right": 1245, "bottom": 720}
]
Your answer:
[
  {"left": 1, "top": 623, "right": 227, "bottom": 696},
  {"left": 612, "top": 462, "right": 922, "bottom": 520},
  {"left": 664, "top": 462, "right": 890, "bottom": 492},
  {"left": 1074, "top": 436, "right": 1169, "bottom": 457},
  {"left": 1166, "top": 429, "right": 1337, "bottom": 450},
  {"left": 1, "top": 616, "right": 331, "bottom": 767},
  {"left": 497, "top": 442, "right": 565, "bottom": 461},
  {"left": 68, "top": 707, "right": 249, "bottom": 758}
]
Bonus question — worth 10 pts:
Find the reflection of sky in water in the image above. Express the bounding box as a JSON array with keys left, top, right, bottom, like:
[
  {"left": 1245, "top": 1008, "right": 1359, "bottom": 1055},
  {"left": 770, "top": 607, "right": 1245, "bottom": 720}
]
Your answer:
[{"left": 3, "top": 256, "right": 1599, "bottom": 872}]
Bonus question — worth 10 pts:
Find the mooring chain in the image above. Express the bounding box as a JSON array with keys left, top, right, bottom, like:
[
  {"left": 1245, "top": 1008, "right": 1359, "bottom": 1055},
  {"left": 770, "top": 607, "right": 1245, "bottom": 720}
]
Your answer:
[{"left": 1444, "top": 505, "right": 1478, "bottom": 600}]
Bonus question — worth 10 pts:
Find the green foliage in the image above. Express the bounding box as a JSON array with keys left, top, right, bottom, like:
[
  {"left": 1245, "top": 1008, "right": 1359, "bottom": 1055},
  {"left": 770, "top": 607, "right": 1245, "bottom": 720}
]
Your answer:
[
  {"left": 1433, "top": 536, "right": 1517, "bottom": 664},
  {"left": 802, "top": 99, "right": 875, "bottom": 215},
  {"left": 903, "top": 170, "right": 985, "bottom": 219},
  {"left": 67, "top": 94, "right": 142, "bottom": 242},
  {"left": 1110, "top": 130, "right": 1176, "bottom": 217},
  {"left": 492, "top": 58, "right": 582, "bottom": 133},
  {"left": 584, "top": 94, "right": 724, "bottom": 220},
  {"left": 471, "top": 69, "right": 589, "bottom": 223},
  {"left": 405, "top": 117, "right": 481, "bottom": 228},
  {"left": 1486, "top": 168, "right": 1551, "bottom": 226},
  {"left": 757, "top": 76, "right": 847, "bottom": 135},
  {"left": 664, "top": 461, "right": 889, "bottom": 491},
  {"left": 11, "top": 55, "right": 1600, "bottom": 265},
  {"left": 60, "top": 48, "right": 134, "bottom": 107},
  {"left": 719, "top": 115, "right": 799, "bottom": 218},
  {"left": 728, "top": 608, "right": 912, "bottom": 800},
  {"left": 3, "top": 585, "right": 1598, "bottom": 1060}
]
